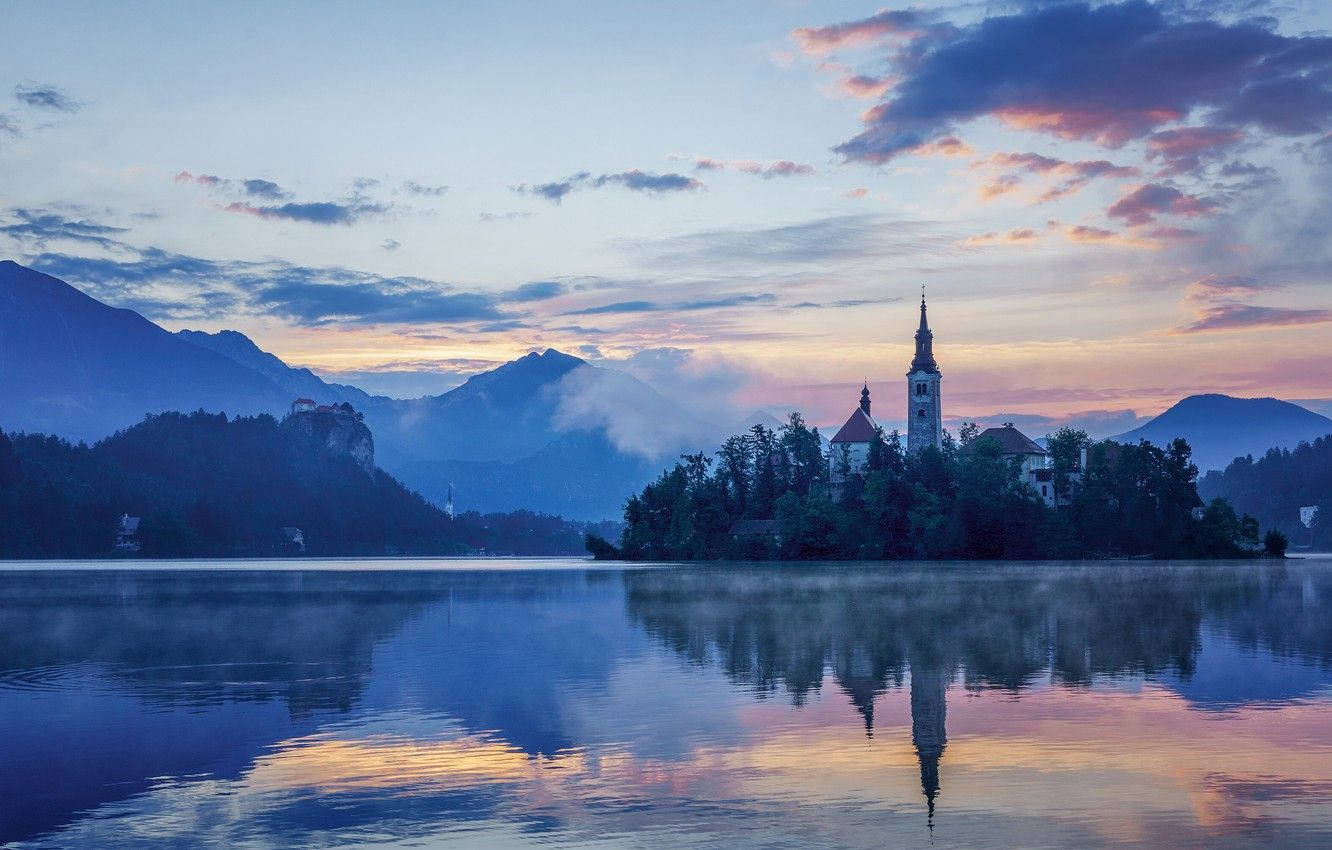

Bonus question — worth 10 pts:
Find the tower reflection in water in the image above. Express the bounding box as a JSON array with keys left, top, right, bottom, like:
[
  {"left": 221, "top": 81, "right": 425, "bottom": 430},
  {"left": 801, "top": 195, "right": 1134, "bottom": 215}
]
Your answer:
[
  {"left": 622, "top": 561, "right": 1332, "bottom": 825},
  {"left": 2, "top": 561, "right": 1331, "bottom": 847}
]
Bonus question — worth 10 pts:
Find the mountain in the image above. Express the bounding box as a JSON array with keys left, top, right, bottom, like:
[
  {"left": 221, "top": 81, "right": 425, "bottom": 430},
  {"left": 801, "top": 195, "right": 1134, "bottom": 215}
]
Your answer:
[
  {"left": 1112, "top": 394, "right": 1332, "bottom": 472},
  {"left": 1198, "top": 434, "right": 1332, "bottom": 545},
  {"left": 0, "top": 261, "right": 700, "bottom": 518},
  {"left": 0, "top": 261, "right": 292, "bottom": 441},
  {"left": 0, "top": 410, "right": 601, "bottom": 557},
  {"left": 176, "top": 329, "right": 370, "bottom": 407}
]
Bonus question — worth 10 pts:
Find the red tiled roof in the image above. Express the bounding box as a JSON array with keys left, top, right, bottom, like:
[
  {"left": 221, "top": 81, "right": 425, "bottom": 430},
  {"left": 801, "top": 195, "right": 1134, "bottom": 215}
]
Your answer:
[
  {"left": 831, "top": 408, "right": 878, "bottom": 443},
  {"left": 967, "top": 425, "right": 1047, "bottom": 455}
]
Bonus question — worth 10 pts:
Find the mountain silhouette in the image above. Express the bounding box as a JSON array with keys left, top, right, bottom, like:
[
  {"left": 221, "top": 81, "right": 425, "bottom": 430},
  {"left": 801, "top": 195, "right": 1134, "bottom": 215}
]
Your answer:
[
  {"left": 0, "top": 261, "right": 291, "bottom": 441},
  {"left": 1112, "top": 393, "right": 1332, "bottom": 472},
  {"left": 0, "top": 261, "right": 703, "bottom": 518}
]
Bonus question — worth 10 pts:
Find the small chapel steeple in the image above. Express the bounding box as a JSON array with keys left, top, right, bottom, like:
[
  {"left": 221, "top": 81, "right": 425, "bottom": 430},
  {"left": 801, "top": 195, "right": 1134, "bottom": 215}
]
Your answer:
[{"left": 859, "top": 382, "right": 871, "bottom": 415}]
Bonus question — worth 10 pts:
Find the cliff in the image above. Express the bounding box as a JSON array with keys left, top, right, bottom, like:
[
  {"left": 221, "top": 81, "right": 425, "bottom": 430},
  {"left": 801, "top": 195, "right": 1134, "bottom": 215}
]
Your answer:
[{"left": 282, "top": 409, "right": 375, "bottom": 475}]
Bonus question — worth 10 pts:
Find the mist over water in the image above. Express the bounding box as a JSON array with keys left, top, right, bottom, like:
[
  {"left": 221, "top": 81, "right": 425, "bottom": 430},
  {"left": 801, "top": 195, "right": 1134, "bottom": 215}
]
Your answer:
[{"left": 1, "top": 560, "right": 1330, "bottom": 848}]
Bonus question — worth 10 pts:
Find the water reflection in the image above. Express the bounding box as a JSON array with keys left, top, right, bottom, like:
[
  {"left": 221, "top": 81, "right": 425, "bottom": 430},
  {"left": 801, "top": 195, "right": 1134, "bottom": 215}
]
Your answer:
[{"left": 0, "top": 561, "right": 1329, "bottom": 847}]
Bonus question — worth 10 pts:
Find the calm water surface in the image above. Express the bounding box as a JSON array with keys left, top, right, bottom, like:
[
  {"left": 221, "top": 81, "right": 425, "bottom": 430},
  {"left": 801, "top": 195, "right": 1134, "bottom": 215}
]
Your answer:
[{"left": 1, "top": 558, "right": 1330, "bottom": 848}]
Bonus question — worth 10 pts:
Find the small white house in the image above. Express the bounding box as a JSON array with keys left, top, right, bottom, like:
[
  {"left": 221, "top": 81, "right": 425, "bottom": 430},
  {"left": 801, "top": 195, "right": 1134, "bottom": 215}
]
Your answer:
[{"left": 965, "top": 424, "right": 1061, "bottom": 505}]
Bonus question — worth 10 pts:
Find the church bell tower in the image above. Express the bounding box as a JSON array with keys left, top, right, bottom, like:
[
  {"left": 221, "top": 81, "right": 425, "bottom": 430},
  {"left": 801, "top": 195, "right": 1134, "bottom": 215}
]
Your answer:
[{"left": 906, "top": 290, "right": 942, "bottom": 453}]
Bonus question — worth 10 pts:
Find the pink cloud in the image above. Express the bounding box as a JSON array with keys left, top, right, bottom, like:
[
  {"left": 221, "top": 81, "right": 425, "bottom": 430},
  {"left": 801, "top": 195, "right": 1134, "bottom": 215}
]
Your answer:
[
  {"left": 979, "top": 174, "right": 1022, "bottom": 201},
  {"left": 845, "top": 187, "right": 869, "bottom": 199},
  {"left": 1176, "top": 303, "right": 1332, "bottom": 333},
  {"left": 692, "top": 157, "right": 816, "bottom": 179},
  {"left": 838, "top": 74, "right": 895, "bottom": 99},
  {"left": 1106, "top": 183, "right": 1219, "bottom": 226},
  {"left": 1145, "top": 126, "right": 1244, "bottom": 175},
  {"left": 984, "top": 152, "right": 1138, "bottom": 203},
  {"left": 962, "top": 228, "right": 1040, "bottom": 246},
  {"left": 791, "top": 9, "right": 932, "bottom": 55},
  {"left": 173, "top": 170, "right": 224, "bottom": 187}
]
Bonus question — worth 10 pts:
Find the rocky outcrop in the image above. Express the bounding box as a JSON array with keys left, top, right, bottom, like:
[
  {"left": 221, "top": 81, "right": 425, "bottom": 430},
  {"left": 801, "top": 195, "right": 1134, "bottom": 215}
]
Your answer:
[{"left": 283, "top": 409, "right": 375, "bottom": 475}]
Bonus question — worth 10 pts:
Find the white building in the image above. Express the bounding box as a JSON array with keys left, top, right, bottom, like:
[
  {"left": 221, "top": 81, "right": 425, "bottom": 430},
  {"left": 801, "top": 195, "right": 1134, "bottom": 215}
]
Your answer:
[{"left": 829, "top": 384, "right": 879, "bottom": 495}]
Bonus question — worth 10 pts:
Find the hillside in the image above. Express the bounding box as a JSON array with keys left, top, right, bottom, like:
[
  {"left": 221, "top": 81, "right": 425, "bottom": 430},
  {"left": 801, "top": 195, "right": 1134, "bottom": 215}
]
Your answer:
[
  {"left": 0, "top": 262, "right": 706, "bottom": 518},
  {"left": 1113, "top": 394, "right": 1332, "bottom": 472},
  {"left": 0, "top": 261, "right": 291, "bottom": 440},
  {"left": 1198, "top": 434, "right": 1332, "bottom": 547},
  {"left": 0, "top": 411, "right": 604, "bottom": 557}
]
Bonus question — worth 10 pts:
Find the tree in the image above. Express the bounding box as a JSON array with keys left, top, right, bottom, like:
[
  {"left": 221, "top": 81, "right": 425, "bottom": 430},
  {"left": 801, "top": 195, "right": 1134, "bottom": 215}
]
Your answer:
[
  {"left": 1263, "top": 529, "right": 1287, "bottom": 558},
  {"left": 1046, "top": 427, "right": 1088, "bottom": 503}
]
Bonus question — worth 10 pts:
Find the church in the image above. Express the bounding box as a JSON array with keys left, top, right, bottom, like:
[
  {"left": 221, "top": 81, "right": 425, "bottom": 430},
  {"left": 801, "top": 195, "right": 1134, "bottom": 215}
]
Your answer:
[{"left": 829, "top": 292, "right": 1058, "bottom": 504}]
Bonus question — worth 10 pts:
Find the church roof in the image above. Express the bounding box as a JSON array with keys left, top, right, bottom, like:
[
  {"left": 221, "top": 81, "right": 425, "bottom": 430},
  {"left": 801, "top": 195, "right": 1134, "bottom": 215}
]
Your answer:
[
  {"left": 967, "top": 424, "right": 1047, "bottom": 456},
  {"left": 831, "top": 407, "right": 878, "bottom": 443}
]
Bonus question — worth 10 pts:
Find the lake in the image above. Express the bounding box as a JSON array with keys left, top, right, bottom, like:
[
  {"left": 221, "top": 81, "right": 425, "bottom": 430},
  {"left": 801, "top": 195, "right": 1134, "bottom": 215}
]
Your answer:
[{"left": 2, "top": 558, "right": 1330, "bottom": 848}]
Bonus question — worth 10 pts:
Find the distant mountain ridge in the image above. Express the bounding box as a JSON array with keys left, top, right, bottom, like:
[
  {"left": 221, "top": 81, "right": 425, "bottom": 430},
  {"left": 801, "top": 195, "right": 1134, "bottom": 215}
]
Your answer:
[
  {"left": 0, "top": 261, "right": 292, "bottom": 441},
  {"left": 0, "top": 261, "right": 702, "bottom": 518},
  {"left": 1112, "top": 394, "right": 1332, "bottom": 472}
]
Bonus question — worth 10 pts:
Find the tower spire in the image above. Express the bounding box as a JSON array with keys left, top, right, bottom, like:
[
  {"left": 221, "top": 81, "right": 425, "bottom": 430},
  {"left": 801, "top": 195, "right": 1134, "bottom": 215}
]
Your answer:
[
  {"left": 860, "top": 382, "right": 871, "bottom": 415},
  {"left": 910, "top": 287, "right": 937, "bottom": 374}
]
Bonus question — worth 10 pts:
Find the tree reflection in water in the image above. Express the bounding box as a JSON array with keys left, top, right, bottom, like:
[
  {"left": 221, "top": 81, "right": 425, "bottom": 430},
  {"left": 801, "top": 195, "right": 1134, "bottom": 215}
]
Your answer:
[{"left": 623, "top": 562, "right": 1332, "bottom": 820}]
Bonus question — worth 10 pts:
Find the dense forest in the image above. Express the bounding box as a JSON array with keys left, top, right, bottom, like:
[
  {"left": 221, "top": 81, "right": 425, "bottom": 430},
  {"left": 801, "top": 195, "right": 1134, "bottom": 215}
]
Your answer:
[
  {"left": 1199, "top": 434, "right": 1332, "bottom": 549},
  {"left": 591, "top": 415, "right": 1272, "bottom": 561},
  {"left": 0, "top": 411, "right": 614, "bottom": 558}
]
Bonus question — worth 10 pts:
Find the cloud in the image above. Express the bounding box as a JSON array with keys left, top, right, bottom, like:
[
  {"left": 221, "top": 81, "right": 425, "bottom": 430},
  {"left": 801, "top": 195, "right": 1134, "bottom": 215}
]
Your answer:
[
  {"left": 223, "top": 200, "right": 385, "bottom": 225},
  {"left": 691, "top": 157, "right": 817, "bottom": 178},
  {"left": 826, "top": 2, "right": 1332, "bottom": 163},
  {"left": 514, "top": 169, "right": 702, "bottom": 203},
  {"left": 563, "top": 293, "right": 776, "bottom": 317},
  {"left": 381, "top": 238, "right": 401, "bottom": 251},
  {"left": 478, "top": 211, "right": 533, "bottom": 222},
  {"left": 1173, "top": 272, "right": 1328, "bottom": 333},
  {"left": 0, "top": 114, "right": 19, "bottom": 136},
  {"left": 791, "top": 9, "right": 936, "bottom": 55},
  {"left": 174, "top": 170, "right": 225, "bottom": 187},
  {"left": 242, "top": 178, "right": 288, "bottom": 199},
  {"left": 514, "top": 173, "right": 589, "bottom": 203},
  {"left": 962, "top": 228, "right": 1040, "bottom": 247},
  {"left": 903, "top": 135, "right": 973, "bottom": 158},
  {"left": 838, "top": 74, "right": 895, "bottom": 99},
  {"left": 253, "top": 277, "right": 500, "bottom": 325},
  {"left": 13, "top": 83, "right": 80, "bottom": 112},
  {"left": 175, "top": 171, "right": 381, "bottom": 224},
  {"left": 1184, "top": 273, "right": 1270, "bottom": 300},
  {"left": 500, "top": 280, "right": 566, "bottom": 302},
  {"left": 1062, "top": 224, "right": 1156, "bottom": 248},
  {"left": 0, "top": 208, "right": 130, "bottom": 250},
  {"left": 23, "top": 247, "right": 532, "bottom": 327},
  {"left": 983, "top": 152, "right": 1138, "bottom": 202},
  {"left": 402, "top": 181, "right": 449, "bottom": 196},
  {"left": 1176, "top": 303, "right": 1332, "bottom": 332},
  {"left": 642, "top": 214, "right": 948, "bottom": 270},
  {"left": 846, "top": 187, "right": 869, "bottom": 199},
  {"left": 1145, "top": 126, "right": 1244, "bottom": 175},
  {"left": 979, "top": 173, "right": 1022, "bottom": 201},
  {"left": 1106, "top": 183, "right": 1220, "bottom": 225},
  {"left": 554, "top": 347, "right": 760, "bottom": 456},
  {"left": 591, "top": 170, "right": 703, "bottom": 193}
]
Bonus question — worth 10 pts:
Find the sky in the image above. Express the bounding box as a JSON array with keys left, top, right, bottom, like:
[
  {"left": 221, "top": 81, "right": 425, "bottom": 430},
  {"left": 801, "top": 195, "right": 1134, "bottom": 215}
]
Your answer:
[{"left": 2, "top": 0, "right": 1331, "bottom": 434}]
